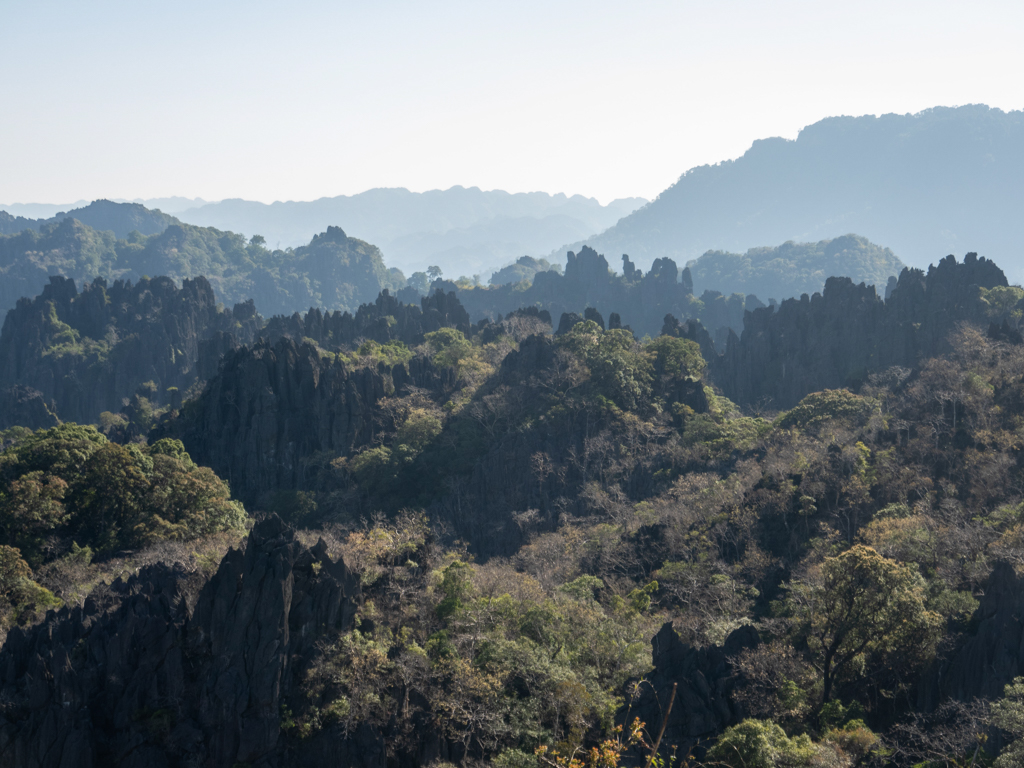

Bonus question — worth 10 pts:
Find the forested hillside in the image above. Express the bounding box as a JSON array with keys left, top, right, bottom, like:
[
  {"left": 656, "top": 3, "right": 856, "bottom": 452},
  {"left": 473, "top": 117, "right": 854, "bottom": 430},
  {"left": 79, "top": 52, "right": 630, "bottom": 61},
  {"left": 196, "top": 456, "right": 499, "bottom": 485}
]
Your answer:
[
  {"left": 570, "top": 106, "right": 1024, "bottom": 281},
  {"left": 0, "top": 274, "right": 260, "bottom": 427},
  {"left": 0, "top": 217, "right": 401, "bottom": 318},
  {"left": 0, "top": 200, "right": 177, "bottom": 238},
  {"left": 3, "top": 250, "right": 1024, "bottom": 767}
]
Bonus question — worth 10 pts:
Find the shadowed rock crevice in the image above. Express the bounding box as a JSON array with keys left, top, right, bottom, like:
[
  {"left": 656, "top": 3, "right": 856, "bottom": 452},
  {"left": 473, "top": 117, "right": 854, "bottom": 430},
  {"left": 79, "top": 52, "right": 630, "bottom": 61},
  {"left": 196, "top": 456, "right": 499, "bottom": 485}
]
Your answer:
[{"left": 0, "top": 516, "right": 366, "bottom": 768}]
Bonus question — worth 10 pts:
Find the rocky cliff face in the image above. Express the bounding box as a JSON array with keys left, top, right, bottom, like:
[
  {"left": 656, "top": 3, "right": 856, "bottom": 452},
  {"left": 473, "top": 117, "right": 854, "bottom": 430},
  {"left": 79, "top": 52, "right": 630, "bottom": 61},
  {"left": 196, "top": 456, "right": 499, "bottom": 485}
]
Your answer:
[
  {"left": 919, "top": 562, "right": 1024, "bottom": 709},
  {"left": 708, "top": 253, "right": 1009, "bottom": 408},
  {"left": 0, "top": 516, "right": 368, "bottom": 768},
  {"left": 454, "top": 246, "right": 759, "bottom": 340},
  {"left": 0, "top": 275, "right": 260, "bottom": 426},
  {"left": 0, "top": 386, "right": 59, "bottom": 431},
  {"left": 260, "top": 289, "right": 472, "bottom": 350},
  {"left": 624, "top": 622, "right": 759, "bottom": 761},
  {"left": 164, "top": 337, "right": 450, "bottom": 507}
]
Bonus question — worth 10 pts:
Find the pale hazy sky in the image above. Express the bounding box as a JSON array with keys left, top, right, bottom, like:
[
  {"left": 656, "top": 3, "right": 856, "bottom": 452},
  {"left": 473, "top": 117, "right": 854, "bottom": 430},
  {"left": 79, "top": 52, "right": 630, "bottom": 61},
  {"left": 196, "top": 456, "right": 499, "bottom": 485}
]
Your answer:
[{"left": 3, "top": 0, "right": 1023, "bottom": 205}]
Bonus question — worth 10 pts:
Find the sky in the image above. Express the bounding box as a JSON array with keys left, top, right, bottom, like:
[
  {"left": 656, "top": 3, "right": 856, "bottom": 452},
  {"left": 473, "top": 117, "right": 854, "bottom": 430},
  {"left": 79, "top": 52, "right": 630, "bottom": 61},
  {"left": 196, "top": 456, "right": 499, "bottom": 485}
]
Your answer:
[{"left": 2, "top": 0, "right": 1024, "bottom": 206}]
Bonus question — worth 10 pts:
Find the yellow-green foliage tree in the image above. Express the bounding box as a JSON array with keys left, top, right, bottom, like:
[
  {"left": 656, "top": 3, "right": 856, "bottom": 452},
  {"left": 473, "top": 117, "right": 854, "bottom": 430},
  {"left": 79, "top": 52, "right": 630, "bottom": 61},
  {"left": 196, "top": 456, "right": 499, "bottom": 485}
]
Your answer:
[
  {"left": 784, "top": 545, "right": 940, "bottom": 704},
  {"left": 557, "top": 321, "right": 653, "bottom": 412},
  {"left": 0, "top": 544, "right": 60, "bottom": 630}
]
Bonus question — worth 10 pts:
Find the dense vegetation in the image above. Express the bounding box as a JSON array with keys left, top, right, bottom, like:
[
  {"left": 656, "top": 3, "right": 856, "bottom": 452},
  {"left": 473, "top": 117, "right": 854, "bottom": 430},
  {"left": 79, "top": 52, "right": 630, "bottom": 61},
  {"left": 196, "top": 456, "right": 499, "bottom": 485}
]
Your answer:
[
  {"left": 0, "top": 424, "right": 247, "bottom": 630},
  {"left": 5, "top": 246, "right": 1024, "bottom": 766},
  {"left": 0, "top": 272, "right": 261, "bottom": 426},
  {"left": 0, "top": 216, "right": 402, "bottom": 319},
  {"left": 489, "top": 255, "right": 563, "bottom": 286},
  {"left": 0, "top": 200, "right": 177, "bottom": 238}
]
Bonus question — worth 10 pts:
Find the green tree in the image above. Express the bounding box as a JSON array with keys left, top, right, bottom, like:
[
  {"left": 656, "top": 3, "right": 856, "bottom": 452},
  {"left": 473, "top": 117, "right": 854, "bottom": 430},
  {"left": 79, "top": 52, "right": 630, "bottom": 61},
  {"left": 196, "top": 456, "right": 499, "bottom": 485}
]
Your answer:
[
  {"left": 1, "top": 423, "right": 107, "bottom": 480},
  {"left": 436, "top": 560, "right": 474, "bottom": 621},
  {"left": 645, "top": 335, "right": 706, "bottom": 380},
  {"left": 785, "top": 545, "right": 940, "bottom": 704},
  {"left": 1, "top": 425, "right": 248, "bottom": 557},
  {"left": 0, "top": 471, "right": 69, "bottom": 565},
  {"left": 708, "top": 719, "right": 817, "bottom": 768},
  {"left": 776, "top": 390, "right": 877, "bottom": 431},
  {"left": 68, "top": 442, "right": 151, "bottom": 550},
  {"left": 993, "top": 677, "right": 1024, "bottom": 768},
  {"left": 425, "top": 328, "right": 473, "bottom": 370},
  {"left": 0, "top": 545, "right": 60, "bottom": 629},
  {"left": 395, "top": 408, "right": 443, "bottom": 461},
  {"left": 408, "top": 271, "right": 431, "bottom": 294},
  {"left": 143, "top": 457, "right": 248, "bottom": 539},
  {"left": 347, "top": 446, "right": 395, "bottom": 496},
  {"left": 557, "top": 321, "right": 653, "bottom": 411}
]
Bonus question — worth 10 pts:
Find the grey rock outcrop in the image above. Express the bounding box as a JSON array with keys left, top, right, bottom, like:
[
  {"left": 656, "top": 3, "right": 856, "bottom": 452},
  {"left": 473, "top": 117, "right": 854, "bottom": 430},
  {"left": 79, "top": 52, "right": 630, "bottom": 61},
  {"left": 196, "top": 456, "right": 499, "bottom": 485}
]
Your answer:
[
  {"left": 623, "top": 622, "right": 759, "bottom": 762},
  {"left": 0, "top": 516, "right": 367, "bottom": 768},
  {"left": 161, "top": 336, "right": 450, "bottom": 506},
  {"left": 455, "top": 245, "right": 759, "bottom": 340},
  {"left": 0, "top": 386, "right": 59, "bottom": 430},
  {"left": 919, "top": 562, "right": 1024, "bottom": 708},
  {"left": 710, "top": 253, "right": 1009, "bottom": 408},
  {"left": 0, "top": 275, "right": 260, "bottom": 426}
]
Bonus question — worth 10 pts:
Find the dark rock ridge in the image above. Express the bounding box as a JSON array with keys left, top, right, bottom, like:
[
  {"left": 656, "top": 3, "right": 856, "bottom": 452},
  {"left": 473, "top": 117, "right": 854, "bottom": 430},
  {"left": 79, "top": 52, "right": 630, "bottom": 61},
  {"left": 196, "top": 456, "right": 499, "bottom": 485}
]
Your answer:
[
  {"left": 453, "top": 245, "right": 759, "bottom": 342},
  {"left": 259, "top": 289, "right": 472, "bottom": 350},
  {"left": 919, "top": 562, "right": 1024, "bottom": 709},
  {"left": 0, "top": 275, "right": 260, "bottom": 425},
  {"left": 704, "top": 253, "right": 1009, "bottom": 408},
  {"left": 0, "top": 516, "right": 371, "bottom": 768},
  {"left": 623, "top": 622, "right": 759, "bottom": 762},
  {"left": 0, "top": 385, "right": 59, "bottom": 431},
  {"left": 162, "top": 337, "right": 451, "bottom": 507}
]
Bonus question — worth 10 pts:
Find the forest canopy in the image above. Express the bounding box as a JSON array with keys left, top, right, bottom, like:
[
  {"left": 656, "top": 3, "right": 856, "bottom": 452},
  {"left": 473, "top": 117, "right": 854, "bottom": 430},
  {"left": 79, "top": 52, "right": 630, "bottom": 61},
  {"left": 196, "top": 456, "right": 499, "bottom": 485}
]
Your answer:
[{"left": 0, "top": 217, "right": 402, "bottom": 319}]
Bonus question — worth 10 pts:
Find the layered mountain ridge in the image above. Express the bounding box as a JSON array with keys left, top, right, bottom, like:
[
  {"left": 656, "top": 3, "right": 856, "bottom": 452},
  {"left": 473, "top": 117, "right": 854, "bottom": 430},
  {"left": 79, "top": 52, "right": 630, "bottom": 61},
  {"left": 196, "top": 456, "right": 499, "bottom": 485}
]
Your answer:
[{"left": 565, "top": 105, "right": 1024, "bottom": 281}]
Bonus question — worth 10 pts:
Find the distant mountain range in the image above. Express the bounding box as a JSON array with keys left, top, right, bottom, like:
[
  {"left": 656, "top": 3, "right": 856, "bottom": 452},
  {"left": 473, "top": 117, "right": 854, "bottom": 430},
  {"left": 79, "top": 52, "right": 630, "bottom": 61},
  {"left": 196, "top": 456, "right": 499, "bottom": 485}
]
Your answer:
[
  {"left": 0, "top": 198, "right": 905, "bottom": 335},
  {"left": 2, "top": 188, "right": 644, "bottom": 280},
  {"left": 561, "top": 105, "right": 1024, "bottom": 283},
  {"left": 10, "top": 104, "right": 1024, "bottom": 294},
  {"left": 172, "top": 187, "right": 645, "bottom": 277},
  {"left": 0, "top": 197, "right": 208, "bottom": 219}
]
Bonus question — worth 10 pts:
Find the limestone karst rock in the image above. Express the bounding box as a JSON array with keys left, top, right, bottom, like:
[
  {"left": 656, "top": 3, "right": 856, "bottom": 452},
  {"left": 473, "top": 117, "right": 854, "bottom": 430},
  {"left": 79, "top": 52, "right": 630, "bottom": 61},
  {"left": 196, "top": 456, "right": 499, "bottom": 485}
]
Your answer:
[
  {"left": 625, "top": 622, "right": 759, "bottom": 761},
  {"left": 707, "top": 252, "right": 1009, "bottom": 408},
  {"left": 0, "top": 275, "right": 260, "bottom": 425},
  {"left": 0, "top": 516, "right": 368, "bottom": 768},
  {"left": 160, "top": 336, "right": 452, "bottom": 507}
]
